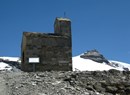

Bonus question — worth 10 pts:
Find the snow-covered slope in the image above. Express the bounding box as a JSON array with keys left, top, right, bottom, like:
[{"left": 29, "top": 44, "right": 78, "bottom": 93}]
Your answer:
[
  {"left": 109, "top": 60, "right": 130, "bottom": 71},
  {"left": 72, "top": 55, "right": 130, "bottom": 71},
  {"left": 0, "top": 62, "right": 12, "bottom": 71},
  {"left": 0, "top": 57, "right": 20, "bottom": 71}
]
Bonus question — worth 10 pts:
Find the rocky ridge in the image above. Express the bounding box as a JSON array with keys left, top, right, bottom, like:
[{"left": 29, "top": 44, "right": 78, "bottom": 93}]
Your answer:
[{"left": 80, "top": 49, "right": 109, "bottom": 64}]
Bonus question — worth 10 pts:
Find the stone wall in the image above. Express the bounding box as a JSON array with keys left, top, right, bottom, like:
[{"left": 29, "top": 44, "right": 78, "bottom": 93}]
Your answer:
[{"left": 21, "top": 32, "right": 72, "bottom": 71}]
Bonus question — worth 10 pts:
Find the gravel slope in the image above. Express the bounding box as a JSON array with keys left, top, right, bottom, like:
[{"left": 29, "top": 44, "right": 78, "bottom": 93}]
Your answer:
[{"left": 0, "top": 70, "right": 130, "bottom": 95}]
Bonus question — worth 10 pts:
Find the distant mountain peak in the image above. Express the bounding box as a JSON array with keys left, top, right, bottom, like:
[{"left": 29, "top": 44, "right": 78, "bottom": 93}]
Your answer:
[
  {"left": 80, "top": 49, "right": 109, "bottom": 64},
  {"left": 73, "top": 50, "right": 130, "bottom": 71}
]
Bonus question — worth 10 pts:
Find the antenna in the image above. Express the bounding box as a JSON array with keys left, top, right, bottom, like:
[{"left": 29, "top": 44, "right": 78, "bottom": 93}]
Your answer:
[{"left": 64, "top": 12, "right": 66, "bottom": 18}]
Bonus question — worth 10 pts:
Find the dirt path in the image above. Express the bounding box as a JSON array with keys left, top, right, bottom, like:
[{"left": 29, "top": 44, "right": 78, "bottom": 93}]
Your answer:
[{"left": 0, "top": 73, "right": 8, "bottom": 95}]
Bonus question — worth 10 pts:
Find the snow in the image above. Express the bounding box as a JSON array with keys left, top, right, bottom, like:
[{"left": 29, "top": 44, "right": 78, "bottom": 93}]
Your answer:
[
  {"left": 0, "top": 57, "right": 19, "bottom": 62},
  {"left": 72, "top": 55, "right": 130, "bottom": 71},
  {"left": 0, "top": 62, "right": 12, "bottom": 71},
  {"left": 72, "top": 55, "right": 115, "bottom": 71},
  {"left": 109, "top": 60, "right": 130, "bottom": 70},
  {"left": 0, "top": 57, "right": 19, "bottom": 71}
]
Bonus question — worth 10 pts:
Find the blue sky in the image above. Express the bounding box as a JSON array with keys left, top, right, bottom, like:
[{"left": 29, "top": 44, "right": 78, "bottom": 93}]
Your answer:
[{"left": 0, "top": 0, "right": 130, "bottom": 63}]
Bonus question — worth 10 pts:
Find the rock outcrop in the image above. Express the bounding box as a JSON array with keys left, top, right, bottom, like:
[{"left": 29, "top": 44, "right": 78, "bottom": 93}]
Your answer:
[{"left": 80, "top": 49, "right": 109, "bottom": 63}]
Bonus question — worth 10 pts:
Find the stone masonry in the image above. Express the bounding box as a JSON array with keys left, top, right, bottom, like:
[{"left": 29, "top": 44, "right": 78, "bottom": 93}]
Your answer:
[{"left": 21, "top": 18, "right": 72, "bottom": 71}]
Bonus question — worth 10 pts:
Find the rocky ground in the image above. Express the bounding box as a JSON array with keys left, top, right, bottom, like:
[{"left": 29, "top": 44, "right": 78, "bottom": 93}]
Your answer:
[{"left": 0, "top": 69, "right": 130, "bottom": 95}]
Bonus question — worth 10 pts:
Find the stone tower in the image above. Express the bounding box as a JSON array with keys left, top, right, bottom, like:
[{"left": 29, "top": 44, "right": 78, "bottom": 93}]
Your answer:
[
  {"left": 54, "top": 18, "right": 71, "bottom": 37},
  {"left": 21, "top": 17, "right": 72, "bottom": 72}
]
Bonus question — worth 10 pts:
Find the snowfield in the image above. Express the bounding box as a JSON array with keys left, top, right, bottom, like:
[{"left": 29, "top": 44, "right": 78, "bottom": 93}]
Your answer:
[
  {"left": 72, "top": 55, "right": 130, "bottom": 71},
  {"left": 73, "top": 55, "right": 115, "bottom": 71}
]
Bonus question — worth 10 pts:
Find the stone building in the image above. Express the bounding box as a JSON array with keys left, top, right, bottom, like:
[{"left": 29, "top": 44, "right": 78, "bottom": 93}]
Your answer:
[{"left": 21, "top": 17, "right": 72, "bottom": 71}]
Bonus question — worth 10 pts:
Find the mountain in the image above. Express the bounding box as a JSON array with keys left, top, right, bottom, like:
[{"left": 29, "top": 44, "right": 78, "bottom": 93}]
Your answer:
[{"left": 73, "top": 50, "right": 130, "bottom": 71}]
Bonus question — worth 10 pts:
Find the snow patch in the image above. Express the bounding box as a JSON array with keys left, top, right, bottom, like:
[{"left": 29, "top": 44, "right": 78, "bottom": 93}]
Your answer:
[
  {"left": 72, "top": 55, "right": 130, "bottom": 71},
  {"left": 0, "top": 62, "right": 12, "bottom": 71},
  {"left": 0, "top": 57, "right": 19, "bottom": 62}
]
